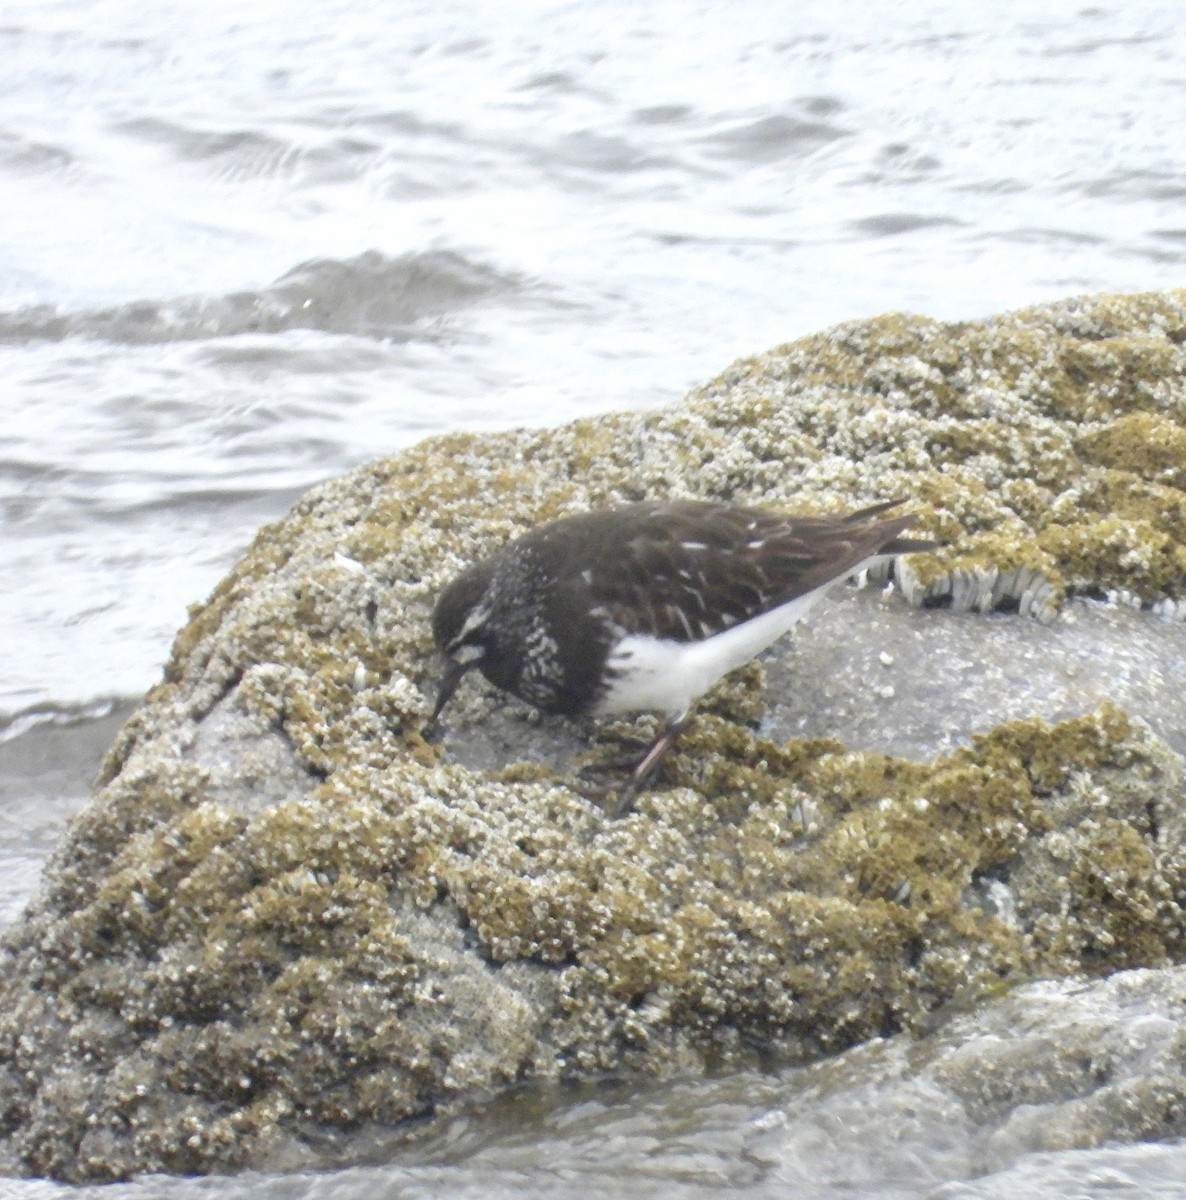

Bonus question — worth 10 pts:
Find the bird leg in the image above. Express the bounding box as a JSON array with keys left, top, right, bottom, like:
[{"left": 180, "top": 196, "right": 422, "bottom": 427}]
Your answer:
[
  {"left": 611, "top": 723, "right": 680, "bottom": 816},
  {"left": 571, "top": 715, "right": 691, "bottom": 820}
]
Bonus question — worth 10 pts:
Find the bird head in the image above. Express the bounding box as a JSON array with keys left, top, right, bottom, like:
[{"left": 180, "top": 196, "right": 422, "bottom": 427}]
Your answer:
[{"left": 426, "top": 560, "right": 496, "bottom": 732}]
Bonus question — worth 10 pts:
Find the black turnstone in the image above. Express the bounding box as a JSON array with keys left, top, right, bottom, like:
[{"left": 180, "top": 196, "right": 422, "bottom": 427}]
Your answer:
[{"left": 429, "top": 498, "right": 936, "bottom": 814}]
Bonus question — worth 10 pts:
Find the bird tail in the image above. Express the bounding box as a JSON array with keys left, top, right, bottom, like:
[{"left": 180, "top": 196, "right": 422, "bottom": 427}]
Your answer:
[{"left": 845, "top": 498, "right": 939, "bottom": 555}]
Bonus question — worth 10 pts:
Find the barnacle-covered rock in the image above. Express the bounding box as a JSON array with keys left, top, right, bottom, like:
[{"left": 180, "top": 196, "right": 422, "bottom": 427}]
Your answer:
[{"left": 4, "top": 290, "right": 1186, "bottom": 1181}]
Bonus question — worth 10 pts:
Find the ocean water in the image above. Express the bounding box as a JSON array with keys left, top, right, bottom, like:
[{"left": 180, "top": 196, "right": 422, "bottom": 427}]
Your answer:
[{"left": 3, "top": 0, "right": 1186, "bottom": 1193}]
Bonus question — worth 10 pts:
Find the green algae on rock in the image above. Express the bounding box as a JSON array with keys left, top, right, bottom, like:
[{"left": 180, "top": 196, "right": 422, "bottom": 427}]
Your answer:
[
  {"left": 3, "top": 700, "right": 1183, "bottom": 1181},
  {"left": 4, "top": 291, "right": 1186, "bottom": 1181}
]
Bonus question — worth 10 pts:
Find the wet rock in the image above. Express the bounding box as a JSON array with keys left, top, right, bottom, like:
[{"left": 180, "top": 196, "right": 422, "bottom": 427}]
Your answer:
[
  {"left": 3, "top": 290, "right": 1186, "bottom": 1180},
  {"left": 725, "top": 966, "right": 1186, "bottom": 1192}
]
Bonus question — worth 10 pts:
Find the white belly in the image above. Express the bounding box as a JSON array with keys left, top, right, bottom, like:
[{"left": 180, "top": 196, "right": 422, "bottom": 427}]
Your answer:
[
  {"left": 594, "top": 556, "right": 893, "bottom": 720},
  {"left": 595, "top": 588, "right": 824, "bottom": 719}
]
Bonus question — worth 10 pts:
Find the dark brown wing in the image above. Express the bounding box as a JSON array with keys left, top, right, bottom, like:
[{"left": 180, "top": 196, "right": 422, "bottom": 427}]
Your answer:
[{"left": 576, "top": 499, "right": 931, "bottom": 643}]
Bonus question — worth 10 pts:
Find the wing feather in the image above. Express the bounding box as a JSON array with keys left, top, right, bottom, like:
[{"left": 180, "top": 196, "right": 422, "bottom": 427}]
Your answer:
[{"left": 580, "top": 499, "right": 924, "bottom": 642}]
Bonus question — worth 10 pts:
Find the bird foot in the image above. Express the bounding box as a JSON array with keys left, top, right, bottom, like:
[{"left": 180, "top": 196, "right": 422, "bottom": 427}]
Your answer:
[
  {"left": 572, "top": 716, "right": 690, "bottom": 817},
  {"left": 591, "top": 725, "right": 658, "bottom": 753},
  {"left": 570, "top": 774, "right": 617, "bottom": 801},
  {"left": 570, "top": 771, "right": 651, "bottom": 816},
  {"left": 576, "top": 750, "right": 648, "bottom": 778}
]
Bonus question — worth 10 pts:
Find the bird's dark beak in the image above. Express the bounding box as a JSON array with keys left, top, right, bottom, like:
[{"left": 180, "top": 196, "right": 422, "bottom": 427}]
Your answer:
[{"left": 424, "top": 656, "right": 473, "bottom": 740}]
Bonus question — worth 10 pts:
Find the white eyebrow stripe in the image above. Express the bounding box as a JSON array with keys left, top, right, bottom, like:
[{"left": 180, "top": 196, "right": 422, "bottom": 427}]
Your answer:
[{"left": 451, "top": 603, "right": 491, "bottom": 646}]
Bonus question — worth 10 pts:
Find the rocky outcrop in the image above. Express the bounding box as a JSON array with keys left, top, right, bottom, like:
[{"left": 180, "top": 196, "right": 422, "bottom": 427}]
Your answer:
[{"left": 4, "top": 291, "right": 1186, "bottom": 1180}]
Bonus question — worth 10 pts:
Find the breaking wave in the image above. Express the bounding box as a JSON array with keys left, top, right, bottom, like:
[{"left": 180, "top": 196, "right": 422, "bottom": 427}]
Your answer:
[{"left": 0, "top": 249, "right": 523, "bottom": 344}]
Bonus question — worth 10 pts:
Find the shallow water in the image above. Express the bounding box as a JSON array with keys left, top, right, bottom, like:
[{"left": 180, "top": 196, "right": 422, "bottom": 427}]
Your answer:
[
  {"left": 6, "top": 980, "right": 1186, "bottom": 1199},
  {"left": 4, "top": 0, "right": 1186, "bottom": 1191}
]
